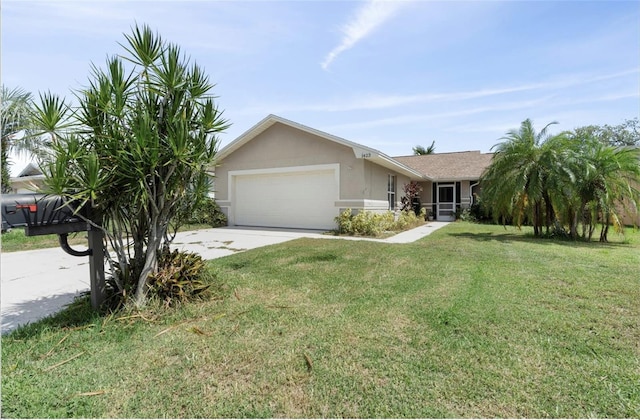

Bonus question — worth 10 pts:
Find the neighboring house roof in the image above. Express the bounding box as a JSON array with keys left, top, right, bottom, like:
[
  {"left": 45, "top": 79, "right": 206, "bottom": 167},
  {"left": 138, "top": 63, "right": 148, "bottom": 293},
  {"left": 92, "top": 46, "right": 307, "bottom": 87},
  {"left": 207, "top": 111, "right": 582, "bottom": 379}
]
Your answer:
[
  {"left": 16, "top": 162, "right": 43, "bottom": 177},
  {"left": 394, "top": 151, "right": 494, "bottom": 181},
  {"left": 10, "top": 162, "right": 45, "bottom": 193},
  {"left": 217, "top": 114, "right": 427, "bottom": 180}
]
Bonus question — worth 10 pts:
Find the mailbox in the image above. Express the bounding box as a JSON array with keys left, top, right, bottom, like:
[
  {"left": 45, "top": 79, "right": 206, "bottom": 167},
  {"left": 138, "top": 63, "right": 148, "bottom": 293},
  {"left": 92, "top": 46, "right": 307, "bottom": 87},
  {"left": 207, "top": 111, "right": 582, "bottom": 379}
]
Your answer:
[
  {"left": 1, "top": 193, "right": 107, "bottom": 309},
  {"left": 1, "top": 193, "right": 90, "bottom": 236}
]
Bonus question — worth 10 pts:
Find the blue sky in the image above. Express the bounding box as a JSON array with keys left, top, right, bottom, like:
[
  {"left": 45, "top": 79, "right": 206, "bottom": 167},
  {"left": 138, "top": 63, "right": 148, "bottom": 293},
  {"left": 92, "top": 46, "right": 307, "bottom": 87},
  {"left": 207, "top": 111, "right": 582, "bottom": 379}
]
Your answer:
[{"left": 3, "top": 0, "right": 639, "bottom": 175}]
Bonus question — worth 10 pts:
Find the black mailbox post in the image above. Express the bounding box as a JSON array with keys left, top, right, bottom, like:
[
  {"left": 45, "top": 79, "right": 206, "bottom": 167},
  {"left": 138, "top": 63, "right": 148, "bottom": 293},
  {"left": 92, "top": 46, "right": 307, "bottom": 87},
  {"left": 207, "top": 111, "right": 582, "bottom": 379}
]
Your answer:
[{"left": 1, "top": 194, "right": 106, "bottom": 309}]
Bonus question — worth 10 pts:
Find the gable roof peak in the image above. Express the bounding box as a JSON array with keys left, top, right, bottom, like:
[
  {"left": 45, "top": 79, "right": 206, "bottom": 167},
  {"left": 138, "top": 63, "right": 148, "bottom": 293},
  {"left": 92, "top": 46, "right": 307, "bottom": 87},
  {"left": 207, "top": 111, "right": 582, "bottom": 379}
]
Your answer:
[{"left": 217, "top": 114, "right": 426, "bottom": 180}]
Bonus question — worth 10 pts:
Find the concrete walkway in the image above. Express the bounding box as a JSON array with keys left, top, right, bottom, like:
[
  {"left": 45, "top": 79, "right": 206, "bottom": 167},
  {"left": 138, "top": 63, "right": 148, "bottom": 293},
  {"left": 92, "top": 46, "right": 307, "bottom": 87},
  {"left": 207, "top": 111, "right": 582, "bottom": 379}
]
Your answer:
[{"left": 1, "top": 222, "right": 449, "bottom": 333}]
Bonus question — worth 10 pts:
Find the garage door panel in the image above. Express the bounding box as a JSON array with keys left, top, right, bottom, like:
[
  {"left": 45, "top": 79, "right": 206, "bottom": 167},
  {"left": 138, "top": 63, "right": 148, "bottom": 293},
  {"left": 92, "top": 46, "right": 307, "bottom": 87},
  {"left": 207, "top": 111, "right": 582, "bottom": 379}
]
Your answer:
[{"left": 234, "top": 169, "right": 337, "bottom": 230}]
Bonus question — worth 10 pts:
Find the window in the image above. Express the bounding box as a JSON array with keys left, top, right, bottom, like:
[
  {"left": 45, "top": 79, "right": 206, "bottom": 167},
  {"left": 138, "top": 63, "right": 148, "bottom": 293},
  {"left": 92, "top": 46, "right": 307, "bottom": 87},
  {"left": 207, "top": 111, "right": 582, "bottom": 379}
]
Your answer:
[{"left": 387, "top": 174, "right": 396, "bottom": 210}]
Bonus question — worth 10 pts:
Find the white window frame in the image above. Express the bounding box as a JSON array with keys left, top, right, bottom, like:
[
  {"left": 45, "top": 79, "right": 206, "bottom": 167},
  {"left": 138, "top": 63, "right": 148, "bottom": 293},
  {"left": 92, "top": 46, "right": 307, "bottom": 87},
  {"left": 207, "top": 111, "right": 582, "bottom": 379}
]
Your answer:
[{"left": 387, "top": 174, "right": 396, "bottom": 210}]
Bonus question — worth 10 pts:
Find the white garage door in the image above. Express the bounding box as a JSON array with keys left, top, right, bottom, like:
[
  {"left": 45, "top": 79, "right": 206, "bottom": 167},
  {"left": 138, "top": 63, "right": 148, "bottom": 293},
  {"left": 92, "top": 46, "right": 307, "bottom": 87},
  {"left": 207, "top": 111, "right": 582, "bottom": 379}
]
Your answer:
[{"left": 233, "top": 168, "right": 338, "bottom": 230}]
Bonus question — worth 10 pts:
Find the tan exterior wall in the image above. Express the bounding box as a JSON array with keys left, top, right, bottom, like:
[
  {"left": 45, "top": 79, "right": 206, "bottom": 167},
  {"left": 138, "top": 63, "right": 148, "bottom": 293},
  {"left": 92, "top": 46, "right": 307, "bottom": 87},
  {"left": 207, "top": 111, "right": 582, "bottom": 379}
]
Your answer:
[
  {"left": 215, "top": 123, "right": 366, "bottom": 201},
  {"left": 215, "top": 122, "right": 411, "bottom": 223},
  {"left": 417, "top": 181, "right": 432, "bottom": 208},
  {"left": 10, "top": 177, "right": 45, "bottom": 194},
  {"left": 620, "top": 210, "right": 640, "bottom": 226},
  {"left": 620, "top": 180, "right": 640, "bottom": 226},
  {"left": 618, "top": 199, "right": 640, "bottom": 226},
  {"left": 359, "top": 160, "right": 410, "bottom": 212}
]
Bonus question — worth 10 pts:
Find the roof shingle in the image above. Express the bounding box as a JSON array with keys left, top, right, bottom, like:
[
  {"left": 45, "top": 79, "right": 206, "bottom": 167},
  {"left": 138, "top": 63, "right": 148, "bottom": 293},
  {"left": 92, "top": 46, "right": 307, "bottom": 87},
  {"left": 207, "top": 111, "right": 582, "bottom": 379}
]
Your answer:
[{"left": 393, "top": 151, "right": 494, "bottom": 181}]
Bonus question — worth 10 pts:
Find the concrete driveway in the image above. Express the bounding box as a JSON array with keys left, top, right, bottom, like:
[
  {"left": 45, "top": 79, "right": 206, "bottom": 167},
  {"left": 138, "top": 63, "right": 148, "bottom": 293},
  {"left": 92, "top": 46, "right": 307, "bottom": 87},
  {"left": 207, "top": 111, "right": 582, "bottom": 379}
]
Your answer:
[{"left": 1, "top": 223, "right": 448, "bottom": 333}]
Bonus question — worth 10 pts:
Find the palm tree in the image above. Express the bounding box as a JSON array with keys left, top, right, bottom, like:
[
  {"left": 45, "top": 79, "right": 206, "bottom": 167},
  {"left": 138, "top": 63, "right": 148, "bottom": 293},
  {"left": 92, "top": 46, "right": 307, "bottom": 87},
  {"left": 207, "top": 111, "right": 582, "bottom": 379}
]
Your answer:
[
  {"left": 413, "top": 140, "right": 436, "bottom": 155},
  {"left": 543, "top": 138, "right": 583, "bottom": 239},
  {"left": 482, "top": 119, "right": 640, "bottom": 241},
  {"left": 546, "top": 132, "right": 640, "bottom": 241},
  {"left": 480, "top": 119, "right": 564, "bottom": 236},
  {"left": 576, "top": 141, "right": 640, "bottom": 242},
  {"left": 0, "top": 86, "right": 47, "bottom": 192}
]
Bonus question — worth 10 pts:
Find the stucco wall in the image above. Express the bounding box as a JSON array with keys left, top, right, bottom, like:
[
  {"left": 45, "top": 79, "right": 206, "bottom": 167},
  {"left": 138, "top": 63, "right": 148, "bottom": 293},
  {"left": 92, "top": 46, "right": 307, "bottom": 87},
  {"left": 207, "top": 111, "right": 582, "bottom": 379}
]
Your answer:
[
  {"left": 215, "top": 122, "right": 411, "bottom": 218},
  {"left": 620, "top": 180, "right": 640, "bottom": 226},
  {"left": 358, "top": 160, "right": 411, "bottom": 212},
  {"left": 10, "top": 178, "right": 45, "bottom": 194},
  {"left": 215, "top": 123, "right": 367, "bottom": 201},
  {"left": 619, "top": 198, "right": 640, "bottom": 226}
]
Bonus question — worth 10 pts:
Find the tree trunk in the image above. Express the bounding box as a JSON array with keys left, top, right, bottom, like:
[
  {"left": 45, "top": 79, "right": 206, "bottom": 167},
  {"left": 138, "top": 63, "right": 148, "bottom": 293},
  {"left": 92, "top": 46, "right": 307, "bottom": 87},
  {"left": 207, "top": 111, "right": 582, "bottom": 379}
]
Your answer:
[
  {"left": 570, "top": 208, "right": 579, "bottom": 239},
  {"left": 1, "top": 140, "right": 11, "bottom": 193},
  {"left": 543, "top": 191, "right": 555, "bottom": 235},
  {"left": 599, "top": 212, "right": 610, "bottom": 242},
  {"left": 578, "top": 200, "right": 588, "bottom": 240},
  {"left": 533, "top": 200, "right": 543, "bottom": 236},
  {"left": 135, "top": 245, "right": 158, "bottom": 307},
  {"left": 134, "top": 180, "right": 173, "bottom": 307},
  {"left": 135, "top": 219, "right": 162, "bottom": 307}
]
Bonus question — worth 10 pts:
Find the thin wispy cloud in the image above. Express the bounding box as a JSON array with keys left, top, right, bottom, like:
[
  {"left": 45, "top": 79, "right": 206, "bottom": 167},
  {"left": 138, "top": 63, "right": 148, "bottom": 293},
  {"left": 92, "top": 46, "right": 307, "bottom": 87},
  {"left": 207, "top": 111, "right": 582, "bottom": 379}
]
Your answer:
[
  {"left": 325, "top": 96, "right": 553, "bottom": 132},
  {"left": 235, "top": 67, "right": 639, "bottom": 116},
  {"left": 321, "top": 0, "right": 408, "bottom": 70},
  {"left": 325, "top": 67, "right": 640, "bottom": 111},
  {"left": 326, "top": 83, "right": 639, "bottom": 134}
]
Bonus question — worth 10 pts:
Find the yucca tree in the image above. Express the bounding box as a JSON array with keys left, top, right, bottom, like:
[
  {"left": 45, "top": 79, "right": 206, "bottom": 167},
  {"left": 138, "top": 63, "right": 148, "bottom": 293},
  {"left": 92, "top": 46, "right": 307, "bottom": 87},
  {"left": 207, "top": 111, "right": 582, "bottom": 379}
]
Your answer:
[
  {"left": 0, "top": 86, "right": 48, "bottom": 192},
  {"left": 480, "top": 119, "right": 565, "bottom": 236},
  {"left": 31, "top": 24, "right": 229, "bottom": 306}
]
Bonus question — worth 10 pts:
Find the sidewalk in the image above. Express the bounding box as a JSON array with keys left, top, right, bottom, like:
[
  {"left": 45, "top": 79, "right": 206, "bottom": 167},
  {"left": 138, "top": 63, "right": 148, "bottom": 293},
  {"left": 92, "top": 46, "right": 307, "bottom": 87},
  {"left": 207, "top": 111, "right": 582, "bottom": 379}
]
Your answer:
[{"left": 1, "top": 222, "right": 449, "bottom": 333}]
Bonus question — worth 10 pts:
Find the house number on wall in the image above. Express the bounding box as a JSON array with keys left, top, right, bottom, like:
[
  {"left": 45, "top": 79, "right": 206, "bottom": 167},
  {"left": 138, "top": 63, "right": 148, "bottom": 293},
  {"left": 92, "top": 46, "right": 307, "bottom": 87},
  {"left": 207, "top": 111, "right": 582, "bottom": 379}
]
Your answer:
[{"left": 361, "top": 152, "right": 371, "bottom": 158}]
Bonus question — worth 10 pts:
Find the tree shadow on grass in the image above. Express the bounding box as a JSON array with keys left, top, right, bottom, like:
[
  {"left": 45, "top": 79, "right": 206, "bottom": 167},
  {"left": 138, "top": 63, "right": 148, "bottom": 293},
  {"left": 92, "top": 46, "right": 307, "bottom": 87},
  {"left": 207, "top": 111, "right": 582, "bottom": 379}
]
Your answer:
[
  {"left": 2, "top": 292, "right": 100, "bottom": 339},
  {"left": 448, "top": 230, "right": 630, "bottom": 249}
]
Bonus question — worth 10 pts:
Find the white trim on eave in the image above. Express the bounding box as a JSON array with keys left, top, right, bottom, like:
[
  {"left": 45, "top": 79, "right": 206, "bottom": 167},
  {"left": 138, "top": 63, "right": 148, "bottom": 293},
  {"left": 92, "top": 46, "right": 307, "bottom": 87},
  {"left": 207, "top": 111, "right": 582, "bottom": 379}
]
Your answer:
[
  {"left": 16, "top": 162, "right": 43, "bottom": 177},
  {"left": 431, "top": 176, "right": 481, "bottom": 182},
  {"left": 216, "top": 114, "right": 427, "bottom": 180}
]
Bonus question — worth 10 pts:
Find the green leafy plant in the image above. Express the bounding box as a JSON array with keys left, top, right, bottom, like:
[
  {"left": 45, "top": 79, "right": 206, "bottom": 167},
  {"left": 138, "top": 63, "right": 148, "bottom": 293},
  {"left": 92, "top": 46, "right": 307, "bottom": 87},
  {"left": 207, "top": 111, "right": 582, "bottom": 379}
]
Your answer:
[
  {"left": 395, "top": 208, "right": 426, "bottom": 229},
  {"left": 400, "top": 181, "right": 423, "bottom": 214},
  {"left": 178, "top": 196, "right": 227, "bottom": 227},
  {"left": 469, "top": 197, "right": 492, "bottom": 222},
  {"left": 335, "top": 208, "right": 354, "bottom": 234},
  {"left": 334, "top": 208, "right": 423, "bottom": 237},
  {"left": 147, "top": 249, "right": 211, "bottom": 307},
  {"left": 31, "top": 25, "right": 229, "bottom": 306},
  {"left": 351, "top": 211, "right": 394, "bottom": 236},
  {"left": 455, "top": 207, "right": 476, "bottom": 222}
]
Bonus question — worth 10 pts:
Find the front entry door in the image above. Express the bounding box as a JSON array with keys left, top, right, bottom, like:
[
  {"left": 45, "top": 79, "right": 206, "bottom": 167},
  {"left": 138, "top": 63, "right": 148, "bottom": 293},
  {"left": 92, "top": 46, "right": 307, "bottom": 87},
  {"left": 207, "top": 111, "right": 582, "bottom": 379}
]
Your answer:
[{"left": 437, "top": 184, "right": 455, "bottom": 221}]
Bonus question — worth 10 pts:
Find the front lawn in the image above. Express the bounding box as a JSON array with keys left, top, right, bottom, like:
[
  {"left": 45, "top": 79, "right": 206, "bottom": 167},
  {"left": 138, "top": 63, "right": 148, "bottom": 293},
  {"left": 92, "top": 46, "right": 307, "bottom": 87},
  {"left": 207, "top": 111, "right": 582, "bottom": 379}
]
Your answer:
[{"left": 2, "top": 222, "right": 639, "bottom": 418}]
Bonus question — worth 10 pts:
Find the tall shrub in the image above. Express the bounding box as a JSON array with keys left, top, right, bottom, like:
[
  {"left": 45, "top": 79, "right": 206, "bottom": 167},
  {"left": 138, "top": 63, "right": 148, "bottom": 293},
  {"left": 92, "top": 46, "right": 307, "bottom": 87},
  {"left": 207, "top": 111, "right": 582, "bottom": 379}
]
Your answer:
[
  {"left": 32, "top": 25, "right": 229, "bottom": 306},
  {"left": 481, "top": 119, "right": 640, "bottom": 242},
  {"left": 401, "top": 181, "right": 423, "bottom": 215}
]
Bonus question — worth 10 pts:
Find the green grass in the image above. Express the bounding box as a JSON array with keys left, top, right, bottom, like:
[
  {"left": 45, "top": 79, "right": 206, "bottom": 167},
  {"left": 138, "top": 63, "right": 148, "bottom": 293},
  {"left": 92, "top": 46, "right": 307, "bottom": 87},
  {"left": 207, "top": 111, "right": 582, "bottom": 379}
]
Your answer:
[
  {"left": 2, "top": 222, "right": 639, "bottom": 418},
  {"left": 0, "top": 224, "right": 213, "bottom": 253}
]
